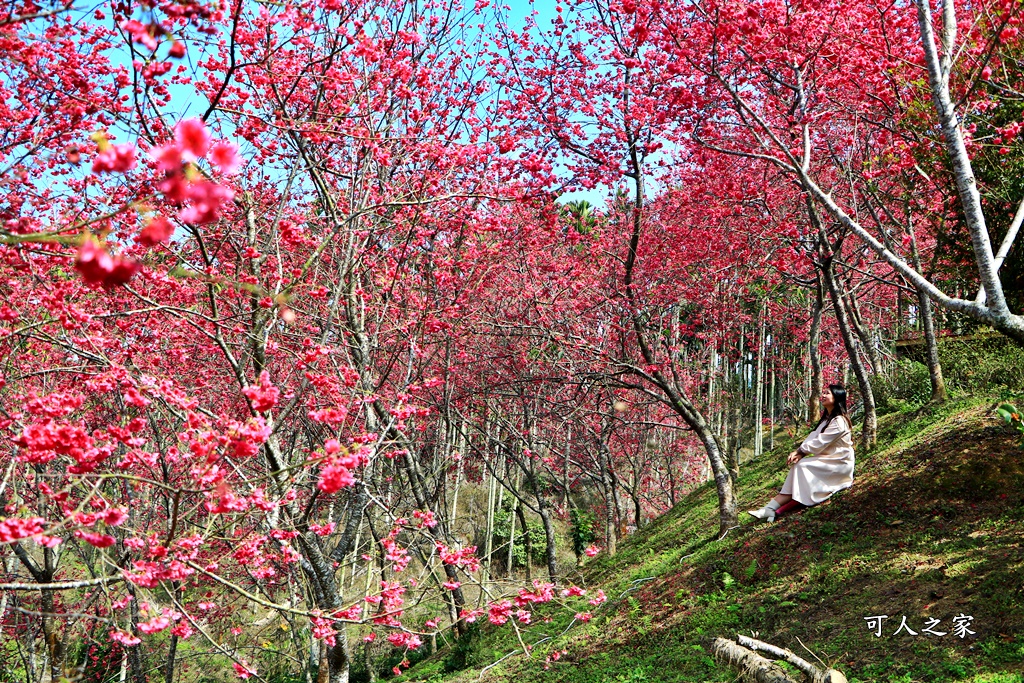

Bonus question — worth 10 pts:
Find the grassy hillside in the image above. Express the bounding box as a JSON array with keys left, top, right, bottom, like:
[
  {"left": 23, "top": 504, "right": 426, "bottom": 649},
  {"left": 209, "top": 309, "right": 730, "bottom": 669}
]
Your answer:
[{"left": 394, "top": 396, "right": 1024, "bottom": 683}]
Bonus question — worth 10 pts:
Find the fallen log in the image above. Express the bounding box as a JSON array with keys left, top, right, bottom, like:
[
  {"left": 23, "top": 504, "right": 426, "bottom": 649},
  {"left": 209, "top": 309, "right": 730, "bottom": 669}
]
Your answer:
[
  {"left": 707, "top": 636, "right": 848, "bottom": 683},
  {"left": 709, "top": 637, "right": 800, "bottom": 683},
  {"left": 736, "top": 635, "right": 848, "bottom": 683}
]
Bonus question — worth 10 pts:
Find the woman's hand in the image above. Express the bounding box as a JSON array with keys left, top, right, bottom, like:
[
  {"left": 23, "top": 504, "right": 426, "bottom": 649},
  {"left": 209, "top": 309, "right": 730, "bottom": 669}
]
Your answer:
[{"left": 787, "top": 450, "right": 804, "bottom": 466}]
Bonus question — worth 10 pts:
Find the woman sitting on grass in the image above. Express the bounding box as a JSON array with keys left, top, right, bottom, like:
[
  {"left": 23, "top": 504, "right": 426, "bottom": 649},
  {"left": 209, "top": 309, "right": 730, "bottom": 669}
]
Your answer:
[{"left": 747, "top": 384, "right": 855, "bottom": 523}]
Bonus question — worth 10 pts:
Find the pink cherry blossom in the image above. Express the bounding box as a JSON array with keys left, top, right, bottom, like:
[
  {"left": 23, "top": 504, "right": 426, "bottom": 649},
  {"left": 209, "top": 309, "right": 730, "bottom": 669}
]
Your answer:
[
  {"left": 210, "top": 141, "right": 243, "bottom": 175},
  {"left": 178, "top": 181, "right": 234, "bottom": 225},
  {"left": 110, "top": 629, "right": 141, "bottom": 646},
  {"left": 74, "top": 239, "right": 139, "bottom": 289},
  {"left": 242, "top": 371, "right": 280, "bottom": 412},
  {"left": 233, "top": 662, "right": 255, "bottom": 679},
  {"left": 139, "top": 216, "right": 175, "bottom": 246},
  {"left": 174, "top": 118, "right": 212, "bottom": 161},
  {"left": 92, "top": 143, "right": 137, "bottom": 173}
]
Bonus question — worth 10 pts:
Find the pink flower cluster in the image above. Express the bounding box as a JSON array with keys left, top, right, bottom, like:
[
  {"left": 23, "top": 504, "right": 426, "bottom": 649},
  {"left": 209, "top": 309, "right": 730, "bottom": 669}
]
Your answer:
[
  {"left": 381, "top": 528, "right": 411, "bottom": 572},
  {"left": 0, "top": 516, "right": 45, "bottom": 543},
  {"left": 151, "top": 118, "right": 241, "bottom": 228},
  {"left": 365, "top": 581, "right": 405, "bottom": 627},
  {"left": 436, "top": 542, "right": 480, "bottom": 572},
  {"left": 233, "top": 662, "right": 256, "bottom": 679},
  {"left": 15, "top": 418, "right": 114, "bottom": 473},
  {"left": 242, "top": 370, "right": 280, "bottom": 412},
  {"left": 458, "top": 607, "right": 485, "bottom": 623},
  {"left": 78, "top": 119, "right": 243, "bottom": 289},
  {"left": 308, "top": 407, "right": 348, "bottom": 424},
  {"left": 487, "top": 600, "right": 513, "bottom": 625},
  {"left": 316, "top": 438, "right": 366, "bottom": 494},
  {"left": 138, "top": 216, "right": 174, "bottom": 247},
  {"left": 225, "top": 418, "right": 272, "bottom": 458},
  {"left": 111, "top": 606, "right": 189, "bottom": 646},
  {"left": 137, "top": 614, "right": 171, "bottom": 634},
  {"left": 204, "top": 482, "right": 250, "bottom": 515},
  {"left": 120, "top": 19, "right": 160, "bottom": 51},
  {"left": 92, "top": 143, "right": 137, "bottom": 173},
  {"left": 110, "top": 629, "right": 141, "bottom": 646},
  {"left": 515, "top": 580, "right": 555, "bottom": 607},
  {"left": 73, "top": 530, "right": 115, "bottom": 548},
  {"left": 309, "top": 521, "right": 335, "bottom": 536},
  {"left": 387, "top": 632, "right": 423, "bottom": 649},
  {"left": 73, "top": 238, "right": 139, "bottom": 290},
  {"left": 543, "top": 649, "right": 570, "bottom": 669},
  {"left": 312, "top": 616, "right": 337, "bottom": 646},
  {"left": 333, "top": 604, "right": 362, "bottom": 621},
  {"left": 412, "top": 509, "right": 437, "bottom": 527},
  {"left": 120, "top": 534, "right": 203, "bottom": 587}
]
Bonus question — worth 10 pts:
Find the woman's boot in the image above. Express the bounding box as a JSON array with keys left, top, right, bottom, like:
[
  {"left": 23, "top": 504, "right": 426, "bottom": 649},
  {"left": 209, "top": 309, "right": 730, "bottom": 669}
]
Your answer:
[{"left": 746, "top": 499, "right": 782, "bottom": 523}]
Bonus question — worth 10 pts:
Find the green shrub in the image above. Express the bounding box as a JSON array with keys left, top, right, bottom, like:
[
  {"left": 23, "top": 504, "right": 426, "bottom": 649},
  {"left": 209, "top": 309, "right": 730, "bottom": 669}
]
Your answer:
[
  {"left": 996, "top": 402, "right": 1024, "bottom": 447},
  {"left": 570, "top": 508, "right": 597, "bottom": 558},
  {"left": 875, "top": 359, "right": 931, "bottom": 413},
  {"left": 939, "top": 333, "right": 1024, "bottom": 394},
  {"left": 493, "top": 501, "right": 547, "bottom": 568}
]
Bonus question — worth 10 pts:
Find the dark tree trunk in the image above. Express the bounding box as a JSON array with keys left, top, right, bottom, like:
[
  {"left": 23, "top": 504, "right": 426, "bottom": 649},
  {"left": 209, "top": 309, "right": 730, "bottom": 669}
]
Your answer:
[
  {"left": 907, "top": 223, "right": 948, "bottom": 402},
  {"left": 514, "top": 503, "right": 533, "bottom": 583},
  {"left": 537, "top": 504, "right": 559, "bottom": 583},
  {"left": 808, "top": 276, "right": 823, "bottom": 424},
  {"left": 598, "top": 410, "right": 618, "bottom": 557}
]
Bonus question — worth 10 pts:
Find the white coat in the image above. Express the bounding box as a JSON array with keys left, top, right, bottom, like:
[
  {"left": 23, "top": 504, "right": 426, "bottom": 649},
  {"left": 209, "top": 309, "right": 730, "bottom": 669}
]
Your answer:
[{"left": 780, "top": 415, "right": 855, "bottom": 506}]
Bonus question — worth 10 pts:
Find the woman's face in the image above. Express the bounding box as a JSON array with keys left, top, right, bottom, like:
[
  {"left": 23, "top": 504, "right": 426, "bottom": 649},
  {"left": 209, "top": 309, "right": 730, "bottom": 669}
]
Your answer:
[{"left": 821, "top": 388, "right": 835, "bottom": 411}]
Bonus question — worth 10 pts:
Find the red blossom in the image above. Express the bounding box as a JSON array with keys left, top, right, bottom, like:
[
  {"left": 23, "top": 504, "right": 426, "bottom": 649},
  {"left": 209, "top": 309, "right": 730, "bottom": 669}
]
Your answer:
[
  {"left": 210, "top": 141, "right": 243, "bottom": 175},
  {"left": 139, "top": 216, "right": 175, "bottom": 246},
  {"left": 242, "top": 371, "right": 280, "bottom": 412},
  {"left": 0, "top": 516, "right": 45, "bottom": 543},
  {"left": 74, "top": 531, "right": 116, "bottom": 548},
  {"left": 174, "top": 118, "right": 212, "bottom": 161},
  {"left": 178, "top": 181, "right": 234, "bottom": 225},
  {"left": 92, "top": 143, "right": 137, "bottom": 174},
  {"left": 74, "top": 239, "right": 139, "bottom": 289},
  {"left": 110, "top": 630, "right": 141, "bottom": 647},
  {"left": 233, "top": 662, "right": 256, "bottom": 680}
]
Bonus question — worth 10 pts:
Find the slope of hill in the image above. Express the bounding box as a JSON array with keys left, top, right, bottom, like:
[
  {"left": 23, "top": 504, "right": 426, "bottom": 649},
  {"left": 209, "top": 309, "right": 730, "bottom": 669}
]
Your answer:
[{"left": 396, "top": 396, "right": 1024, "bottom": 683}]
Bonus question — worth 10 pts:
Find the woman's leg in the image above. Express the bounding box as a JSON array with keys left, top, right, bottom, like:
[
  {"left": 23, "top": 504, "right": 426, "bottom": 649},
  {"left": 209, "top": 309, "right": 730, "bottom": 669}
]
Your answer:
[
  {"left": 772, "top": 494, "right": 792, "bottom": 505},
  {"left": 775, "top": 500, "right": 807, "bottom": 518}
]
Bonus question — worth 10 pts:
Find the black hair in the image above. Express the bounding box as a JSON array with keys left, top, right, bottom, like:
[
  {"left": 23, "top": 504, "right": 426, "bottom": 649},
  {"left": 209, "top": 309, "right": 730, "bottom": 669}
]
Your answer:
[{"left": 817, "top": 383, "right": 850, "bottom": 431}]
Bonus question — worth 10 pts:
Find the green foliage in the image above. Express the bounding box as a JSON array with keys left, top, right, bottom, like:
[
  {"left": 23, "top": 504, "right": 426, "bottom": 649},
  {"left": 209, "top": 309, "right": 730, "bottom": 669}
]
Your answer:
[
  {"left": 442, "top": 622, "right": 483, "bottom": 673},
  {"left": 879, "top": 337, "right": 1024, "bottom": 414},
  {"left": 493, "top": 501, "right": 547, "bottom": 568},
  {"left": 996, "top": 402, "right": 1024, "bottom": 447},
  {"left": 613, "top": 665, "right": 654, "bottom": 682},
  {"left": 874, "top": 359, "right": 931, "bottom": 413},
  {"left": 626, "top": 596, "right": 654, "bottom": 636},
  {"left": 938, "top": 334, "right": 1024, "bottom": 395},
  {"left": 570, "top": 508, "right": 597, "bottom": 557}
]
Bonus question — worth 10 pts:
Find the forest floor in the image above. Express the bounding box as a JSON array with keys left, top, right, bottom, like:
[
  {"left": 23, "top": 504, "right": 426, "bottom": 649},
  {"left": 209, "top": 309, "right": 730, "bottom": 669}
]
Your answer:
[{"left": 394, "top": 395, "right": 1024, "bottom": 683}]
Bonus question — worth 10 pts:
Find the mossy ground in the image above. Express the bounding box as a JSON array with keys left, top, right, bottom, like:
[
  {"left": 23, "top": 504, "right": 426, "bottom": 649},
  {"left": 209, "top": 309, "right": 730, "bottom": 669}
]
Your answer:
[{"left": 396, "top": 396, "right": 1024, "bottom": 683}]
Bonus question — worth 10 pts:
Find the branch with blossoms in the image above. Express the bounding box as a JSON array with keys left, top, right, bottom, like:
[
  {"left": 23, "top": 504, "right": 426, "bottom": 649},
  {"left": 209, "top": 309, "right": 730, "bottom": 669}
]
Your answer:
[{"left": 0, "top": 118, "right": 241, "bottom": 291}]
